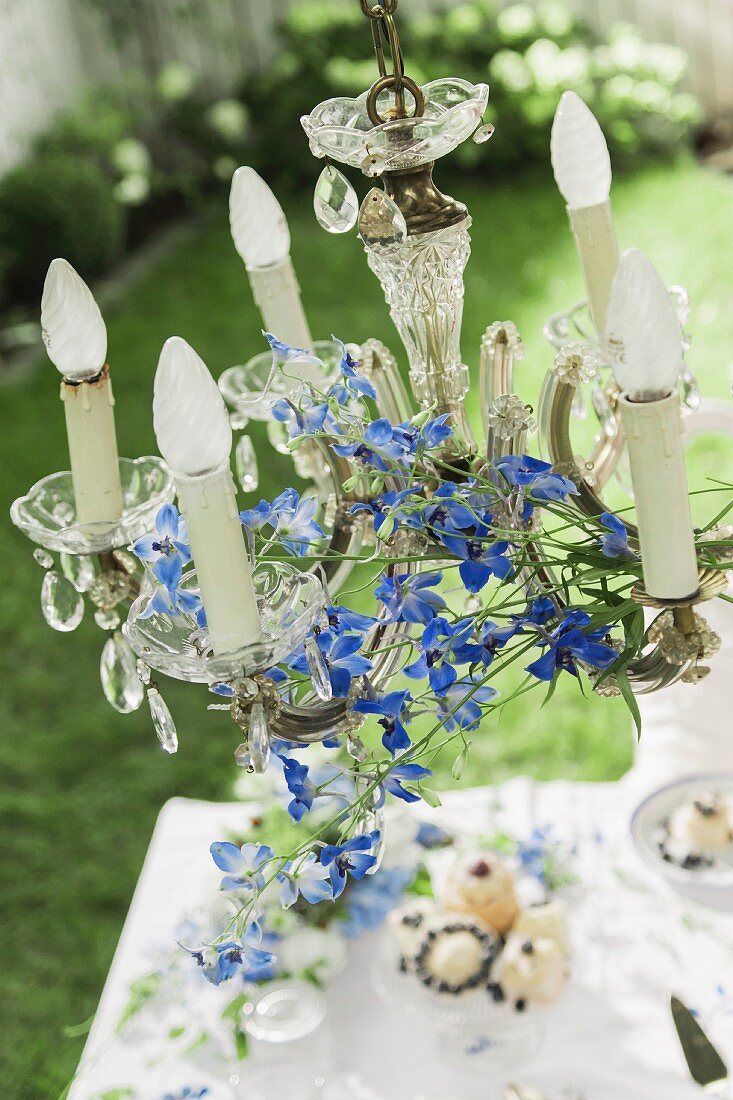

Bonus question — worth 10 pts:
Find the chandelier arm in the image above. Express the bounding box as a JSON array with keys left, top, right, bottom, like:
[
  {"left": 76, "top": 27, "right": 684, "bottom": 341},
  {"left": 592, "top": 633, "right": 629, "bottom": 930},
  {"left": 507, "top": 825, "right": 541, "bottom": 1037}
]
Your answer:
[
  {"left": 359, "top": 339, "right": 414, "bottom": 424},
  {"left": 539, "top": 372, "right": 639, "bottom": 537}
]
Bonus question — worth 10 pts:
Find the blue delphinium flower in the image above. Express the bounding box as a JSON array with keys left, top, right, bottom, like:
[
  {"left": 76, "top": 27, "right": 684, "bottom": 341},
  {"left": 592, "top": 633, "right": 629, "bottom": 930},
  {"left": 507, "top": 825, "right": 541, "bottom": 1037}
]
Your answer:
[
  {"left": 332, "top": 418, "right": 407, "bottom": 471},
  {"left": 525, "top": 609, "right": 618, "bottom": 681},
  {"left": 268, "top": 488, "right": 325, "bottom": 556},
  {"left": 242, "top": 928, "right": 280, "bottom": 982},
  {"left": 320, "top": 831, "right": 380, "bottom": 898},
  {"left": 516, "top": 826, "right": 554, "bottom": 884},
  {"left": 264, "top": 332, "right": 322, "bottom": 367},
  {"left": 340, "top": 865, "right": 414, "bottom": 938},
  {"left": 280, "top": 756, "right": 319, "bottom": 822},
  {"left": 422, "top": 482, "right": 477, "bottom": 534},
  {"left": 461, "top": 620, "right": 519, "bottom": 667},
  {"left": 239, "top": 498, "right": 273, "bottom": 534},
  {"left": 440, "top": 523, "right": 513, "bottom": 593},
  {"left": 351, "top": 487, "right": 422, "bottom": 534},
  {"left": 133, "top": 503, "right": 191, "bottom": 570},
  {"left": 289, "top": 631, "right": 373, "bottom": 697},
  {"left": 209, "top": 841, "right": 274, "bottom": 892},
  {"left": 375, "top": 571, "right": 447, "bottom": 624},
  {"left": 137, "top": 557, "right": 204, "bottom": 621},
  {"left": 493, "top": 454, "right": 578, "bottom": 503},
  {"left": 383, "top": 761, "right": 432, "bottom": 803},
  {"left": 277, "top": 851, "right": 334, "bottom": 907},
  {"left": 403, "top": 616, "right": 475, "bottom": 696},
  {"left": 437, "top": 677, "right": 498, "bottom": 732},
  {"left": 353, "top": 689, "right": 412, "bottom": 755},
  {"left": 598, "top": 512, "right": 634, "bottom": 558},
  {"left": 325, "top": 604, "right": 378, "bottom": 636},
  {"left": 272, "top": 394, "right": 331, "bottom": 440},
  {"left": 415, "top": 821, "right": 453, "bottom": 848},
  {"left": 188, "top": 926, "right": 274, "bottom": 986},
  {"left": 328, "top": 338, "right": 377, "bottom": 403}
]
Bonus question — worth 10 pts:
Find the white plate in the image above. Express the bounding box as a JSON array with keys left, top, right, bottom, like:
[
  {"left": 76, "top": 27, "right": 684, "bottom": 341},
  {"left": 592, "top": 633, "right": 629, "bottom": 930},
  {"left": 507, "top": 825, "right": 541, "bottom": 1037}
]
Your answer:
[{"left": 630, "top": 773, "right": 733, "bottom": 906}]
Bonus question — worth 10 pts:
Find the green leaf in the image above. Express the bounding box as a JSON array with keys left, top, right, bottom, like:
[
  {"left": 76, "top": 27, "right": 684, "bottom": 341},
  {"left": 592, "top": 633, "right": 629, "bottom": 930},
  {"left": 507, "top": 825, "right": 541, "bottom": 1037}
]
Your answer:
[
  {"left": 234, "top": 1027, "right": 249, "bottom": 1061},
  {"left": 616, "top": 666, "right": 642, "bottom": 740},
  {"left": 222, "top": 992, "right": 250, "bottom": 1021},
  {"left": 62, "top": 1013, "right": 95, "bottom": 1039}
]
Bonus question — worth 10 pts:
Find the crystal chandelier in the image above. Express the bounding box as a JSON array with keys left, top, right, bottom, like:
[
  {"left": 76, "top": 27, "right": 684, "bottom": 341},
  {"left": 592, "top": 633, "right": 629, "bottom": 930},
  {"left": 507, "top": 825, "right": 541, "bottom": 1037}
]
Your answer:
[{"left": 10, "top": 0, "right": 731, "bottom": 782}]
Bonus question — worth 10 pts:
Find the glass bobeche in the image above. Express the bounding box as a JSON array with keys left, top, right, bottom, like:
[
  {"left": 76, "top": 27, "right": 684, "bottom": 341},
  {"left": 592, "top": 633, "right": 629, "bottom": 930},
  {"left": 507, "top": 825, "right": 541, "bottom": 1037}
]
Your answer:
[
  {"left": 124, "top": 560, "right": 325, "bottom": 684},
  {"left": 219, "top": 339, "right": 342, "bottom": 422},
  {"left": 301, "top": 78, "right": 489, "bottom": 171},
  {"left": 10, "top": 456, "right": 174, "bottom": 555}
]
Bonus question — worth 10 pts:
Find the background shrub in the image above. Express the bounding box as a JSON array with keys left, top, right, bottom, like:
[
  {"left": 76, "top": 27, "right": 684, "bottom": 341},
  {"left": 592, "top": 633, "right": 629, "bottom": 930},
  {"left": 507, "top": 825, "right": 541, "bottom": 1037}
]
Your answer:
[{"left": 0, "top": 154, "right": 125, "bottom": 304}]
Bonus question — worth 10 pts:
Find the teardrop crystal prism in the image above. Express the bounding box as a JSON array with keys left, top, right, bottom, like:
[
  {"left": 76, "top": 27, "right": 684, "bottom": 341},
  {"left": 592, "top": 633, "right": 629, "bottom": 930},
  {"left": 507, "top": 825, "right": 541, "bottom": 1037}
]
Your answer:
[
  {"left": 235, "top": 434, "right": 259, "bottom": 493},
  {"left": 680, "top": 367, "right": 701, "bottom": 411},
  {"left": 60, "top": 552, "right": 94, "bottom": 592},
  {"left": 361, "top": 152, "right": 386, "bottom": 178},
  {"left": 473, "top": 123, "right": 495, "bottom": 144},
  {"left": 41, "top": 570, "right": 84, "bottom": 632},
  {"left": 147, "top": 687, "right": 178, "bottom": 753},
  {"left": 33, "top": 548, "right": 53, "bottom": 570},
  {"left": 354, "top": 776, "right": 385, "bottom": 875},
  {"left": 314, "top": 165, "right": 359, "bottom": 234},
  {"left": 358, "top": 188, "right": 407, "bottom": 252},
  {"left": 248, "top": 701, "right": 270, "bottom": 773},
  {"left": 305, "top": 635, "right": 333, "bottom": 701},
  {"left": 591, "top": 385, "right": 618, "bottom": 438},
  {"left": 266, "top": 418, "right": 291, "bottom": 455},
  {"left": 100, "top": 631, "right": 144, "bottom": 713}
]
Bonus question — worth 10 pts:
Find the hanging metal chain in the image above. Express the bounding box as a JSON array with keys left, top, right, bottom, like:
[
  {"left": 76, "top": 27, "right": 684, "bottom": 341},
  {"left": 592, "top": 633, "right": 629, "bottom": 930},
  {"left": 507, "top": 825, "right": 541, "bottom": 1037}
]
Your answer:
[{"left": 360, "top": 0, "right": 425, "bottom": 125}]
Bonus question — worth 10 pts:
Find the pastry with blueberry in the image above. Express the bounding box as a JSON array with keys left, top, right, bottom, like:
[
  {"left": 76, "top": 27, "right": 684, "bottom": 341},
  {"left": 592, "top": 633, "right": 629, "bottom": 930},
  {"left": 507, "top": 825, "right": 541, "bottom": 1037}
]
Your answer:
[
  {"left": 443, "top": 851, "right": 520, "bottom": 934},
  {"left": 496, "top": 932, "right": 567, "bottom": 1008},
  {"left": 513, "top": 898, "right": 568, "bottom": 952},
  {"left": 387, "top": 897, "right": 437, "bottom": 964}
]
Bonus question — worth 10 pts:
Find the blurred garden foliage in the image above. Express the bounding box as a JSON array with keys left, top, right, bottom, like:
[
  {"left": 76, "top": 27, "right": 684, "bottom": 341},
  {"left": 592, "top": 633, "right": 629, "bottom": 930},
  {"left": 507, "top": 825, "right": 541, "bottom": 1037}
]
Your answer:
[{"left": 0, "top": 0, "right": 702, "bottom": 314}]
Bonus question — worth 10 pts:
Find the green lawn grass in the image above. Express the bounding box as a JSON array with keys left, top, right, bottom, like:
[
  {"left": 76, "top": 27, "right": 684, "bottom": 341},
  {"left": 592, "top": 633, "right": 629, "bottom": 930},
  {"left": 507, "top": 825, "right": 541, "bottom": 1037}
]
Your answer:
[{"left": 1, "top": 156, "right": 732, "bottom": 1095}]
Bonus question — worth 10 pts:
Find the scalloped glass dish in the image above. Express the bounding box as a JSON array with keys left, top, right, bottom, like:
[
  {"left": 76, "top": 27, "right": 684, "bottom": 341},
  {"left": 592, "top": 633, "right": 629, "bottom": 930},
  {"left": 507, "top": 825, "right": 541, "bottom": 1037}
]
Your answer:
[
  {"left": 123, "top": 561, "right": 324, "bottom": 683},
  {"left": 219, "top": 340, "right": 342, "bottom": 421},
  {"left": 543, "top": 285, "right": 691, "bottom": 358},
  {"left": 301, "top": 79, "right": 489, "bottom": 171},
  {"left": 372, "top": 932, "right": 544, "bottom": 1079},
  {"left": 10, "top": 456, "right": 174, "bottom": 555}
]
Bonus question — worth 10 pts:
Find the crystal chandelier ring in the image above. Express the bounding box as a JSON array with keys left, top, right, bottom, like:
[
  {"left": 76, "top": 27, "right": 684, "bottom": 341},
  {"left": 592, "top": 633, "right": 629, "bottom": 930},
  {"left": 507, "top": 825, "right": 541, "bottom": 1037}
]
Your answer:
[{"left": 366, "top": 74, "right": 425, "bottom": 127}]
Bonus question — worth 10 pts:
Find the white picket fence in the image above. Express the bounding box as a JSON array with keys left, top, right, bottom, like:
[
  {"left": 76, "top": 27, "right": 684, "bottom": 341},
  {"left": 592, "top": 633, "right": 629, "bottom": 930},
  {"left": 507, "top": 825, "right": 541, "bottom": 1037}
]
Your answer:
[{"left": 1, "top": 0, "right": 732, "bottom": 174}]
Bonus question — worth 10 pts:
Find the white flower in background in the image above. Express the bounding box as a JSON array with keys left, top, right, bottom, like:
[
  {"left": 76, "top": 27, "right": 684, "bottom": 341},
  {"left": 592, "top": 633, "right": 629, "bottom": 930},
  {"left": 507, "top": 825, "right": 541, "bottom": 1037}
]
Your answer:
[
  {"left": 113, "top": 173, "right": 151, "bottom": 207},
  {"left": 157, "top": 61, "right": 196, "bottom": 102},
  {"left": 112, "top": 137, "right": 151, "bottom": 177},
  {"left": 207, "top": 99, "right": 249, "bottom": 142}
]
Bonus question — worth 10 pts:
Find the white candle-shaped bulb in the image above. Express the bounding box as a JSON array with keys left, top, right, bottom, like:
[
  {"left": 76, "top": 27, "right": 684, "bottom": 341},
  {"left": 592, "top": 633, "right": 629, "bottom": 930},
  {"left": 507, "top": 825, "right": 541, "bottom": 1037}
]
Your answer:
[
  {"left": 154, "top": 336, "right": 232, "bottom": 476},
  {"left": 229, "top": 166, "right": 290, "bottom": 269},
  {"left": 42, "top": 258, "right": 122, "bottom": 525},
  {"left": 607, "top": 248, "right": 698, "bottom": 601},
  {"left": 606, "top": 248, "right": 682, "bottom": 395},
  {"left": 153, "top": 336, "right": 261, "bottom": 653},
  {"left": 551, "top": 92, "right": 619, "bottom": 334},
  {"left": 551, "top": 91, "right": 611, "bottom": 209},
  {"left": 228, "top": 166, "right": 313, "bottom": 353}
]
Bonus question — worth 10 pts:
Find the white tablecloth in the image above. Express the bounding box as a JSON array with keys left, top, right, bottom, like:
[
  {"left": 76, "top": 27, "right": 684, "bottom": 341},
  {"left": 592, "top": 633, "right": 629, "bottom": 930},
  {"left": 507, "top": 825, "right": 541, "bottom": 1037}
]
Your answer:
[{"left": 70, "top": 772, "right": 733, "bottom": 1100}]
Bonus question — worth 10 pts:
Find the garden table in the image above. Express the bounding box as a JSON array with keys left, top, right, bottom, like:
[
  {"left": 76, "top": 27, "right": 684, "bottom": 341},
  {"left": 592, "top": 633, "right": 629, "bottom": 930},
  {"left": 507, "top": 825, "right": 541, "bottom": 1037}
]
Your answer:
[{"left": 70, "top": 761, "right": 733, "bottom": 1100}]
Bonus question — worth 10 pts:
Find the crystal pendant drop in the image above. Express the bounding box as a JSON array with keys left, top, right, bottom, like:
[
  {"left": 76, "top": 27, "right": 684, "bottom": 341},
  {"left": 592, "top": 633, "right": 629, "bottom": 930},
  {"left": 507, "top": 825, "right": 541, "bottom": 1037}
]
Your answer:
[
  {"left": 147, "top": 687, "right": 178, "bottom": 753},
  {"left": 680, "top": 367, "right": 702, "bottom": 411},
  {"left": 354, "top": 775, "right": 385, "bottom": 875},
  {"left": 358, "top": 188, "right": 407, "bottom": 252},
  {"left": 248, "top": 701, "right": 270, "bottom": 773},
  {"left": 361, "top": 152, "right": 386, "bottom": 178},
  {"left": 41, "top": 570, "right": 84, "bottom": 632},
  {"left": 60, "top": 552, "right": 94, "bottom": 593},
  {"left": 266, "top": 418, "right": 291, "bottom": 455},
  {"left": 100, "top": 631, "right": 144, "bottom": 713},
  {"left": 305, "top": 635, "right": 333, "bottom": 701},
  {"left": 235, "top": 434, "right": 259, "bottom": 493},
  {"left": 33, "top": 548, "right": 54, "bottom": 570},
  {"left": 473, "top": 122, "right": 495, "bottom": 144},
  {"left": 313, "top": 165, "right": 359, "bottom": 234}
]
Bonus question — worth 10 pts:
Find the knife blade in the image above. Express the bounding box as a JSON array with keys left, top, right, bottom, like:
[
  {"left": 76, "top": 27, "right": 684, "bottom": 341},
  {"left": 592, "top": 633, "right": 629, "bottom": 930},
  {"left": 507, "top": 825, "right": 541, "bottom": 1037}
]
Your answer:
[{"left": 671, "top": 995, "right": 728, "bottom": 1090}]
